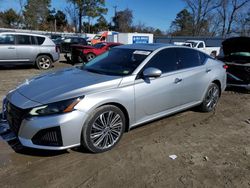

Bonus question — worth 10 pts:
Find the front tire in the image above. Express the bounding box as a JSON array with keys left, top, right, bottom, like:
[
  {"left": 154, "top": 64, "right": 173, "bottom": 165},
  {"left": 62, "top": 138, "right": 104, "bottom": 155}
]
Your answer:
[
  {"left": 82, "top": 105, "right": 125, "bottom": 153},
  {"left": 199, "top": 83, "right": 220, "bottom": 112},
  {"left": 36, "top": 55, "right": 52, "bottom": 70}
]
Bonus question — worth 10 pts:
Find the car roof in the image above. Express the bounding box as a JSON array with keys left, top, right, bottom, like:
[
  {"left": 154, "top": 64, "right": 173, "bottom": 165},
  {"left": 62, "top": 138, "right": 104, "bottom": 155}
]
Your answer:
[
  {"left": 117, "top": 43, "right": 173, "bottom": 51},
  {"left": 0, "top": 32, "right": 48, "bottom": 38}
]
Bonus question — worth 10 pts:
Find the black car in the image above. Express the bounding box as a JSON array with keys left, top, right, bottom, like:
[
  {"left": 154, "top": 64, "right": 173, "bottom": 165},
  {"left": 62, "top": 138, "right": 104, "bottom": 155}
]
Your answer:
[
  {"left": 58, "top": 37, "right": 88, "bottom": 53},
  {"left": 219, "top": 37, "right": 250, "bottom": 90}
]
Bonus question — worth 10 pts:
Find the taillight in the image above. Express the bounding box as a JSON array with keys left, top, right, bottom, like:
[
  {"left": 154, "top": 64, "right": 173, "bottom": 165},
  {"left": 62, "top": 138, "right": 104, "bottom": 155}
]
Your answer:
[{"left": 223, "top": 65, "right": 228, "bottom": 69}]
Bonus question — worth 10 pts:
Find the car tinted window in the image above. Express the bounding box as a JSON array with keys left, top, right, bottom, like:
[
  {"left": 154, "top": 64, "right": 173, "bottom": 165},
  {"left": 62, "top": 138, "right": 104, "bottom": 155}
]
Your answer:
[
  {"left": 198, "top": 51, "right": 208, "bottom": 64},
  {"left": 144, "top": 48, "right": 178, "bottom": 73},
  {"left": 0, "top": 34, "right": 15, "bottom": 44},
  {"left": 80, "top": 38, "right": 87, "bottom": 45},
  {"left": 94, "top": 43, "right": 105, "bottom": 49},
  {"left": 17, "top": 35, "right": 31, "bottom": 45},
  {"left": 198, "top": 42, "right": 204, "bottom": 48},
  {"left": 72, "top": 38, "right": 79, "bottom": 43},
  {"left": 37, "top": 37, "right": 45, "bottom": 45},
  {"left": 176, "top": 48, "right": 201, "bottom": 69}
]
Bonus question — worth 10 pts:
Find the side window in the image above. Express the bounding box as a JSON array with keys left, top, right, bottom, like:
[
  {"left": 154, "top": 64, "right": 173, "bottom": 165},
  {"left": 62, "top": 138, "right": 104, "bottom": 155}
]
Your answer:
[
  {"left": 198, "top": 51, "right": 208, "bottom": 64},
  {"left": 144, "top": 48, "right": 178, "bottom": 73},
  {"left": 198, "top": 42, "right": 204, "bottom": 48},
  {"left": 80, "top": 38, "right": 87, "bottom": 45},
  {"left": 17, "top": 35, "right": 31, "bottom": 45},
  {"left": 36, "top": 37, "right": 45, "bottom": 45},
  {"left": 0, "top": 34, "right": 15, "bottom": 45},
  {"left": 177, "top": 48, "right": 201, "bottom": 69},
  {"left": 72, "top": 38, "right": 78, "bottom": 43}
]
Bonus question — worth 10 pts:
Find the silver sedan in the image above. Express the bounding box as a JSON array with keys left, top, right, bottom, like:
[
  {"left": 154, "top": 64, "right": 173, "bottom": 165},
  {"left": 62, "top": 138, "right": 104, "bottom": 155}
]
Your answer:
[{"left": 1, "top": 43, "right": 227, "bottom": 153}]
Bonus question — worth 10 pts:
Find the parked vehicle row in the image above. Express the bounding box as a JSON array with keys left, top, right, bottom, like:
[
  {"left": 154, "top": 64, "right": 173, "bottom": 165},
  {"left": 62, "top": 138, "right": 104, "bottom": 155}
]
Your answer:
[
  {"left": 0, "top": 32, "right": 60, "bottom": 70},
  {"left": 1, "top": 44, "right": 227, "bottom": 153}
]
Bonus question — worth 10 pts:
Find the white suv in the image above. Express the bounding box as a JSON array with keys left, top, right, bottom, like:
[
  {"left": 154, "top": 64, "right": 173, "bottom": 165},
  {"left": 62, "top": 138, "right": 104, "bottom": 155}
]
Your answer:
[{"left": 0, "top": 32, "right": 60, "bottom": 70}]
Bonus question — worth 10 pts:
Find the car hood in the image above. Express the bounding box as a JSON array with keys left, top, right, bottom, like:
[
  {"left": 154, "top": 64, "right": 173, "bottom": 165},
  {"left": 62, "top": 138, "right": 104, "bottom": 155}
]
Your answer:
[
  {"left": 222, "top": 37, "right": 250, "bottom": 56},
  {"left": 15, "top": 67, "right": 122, "bottom": 105}
]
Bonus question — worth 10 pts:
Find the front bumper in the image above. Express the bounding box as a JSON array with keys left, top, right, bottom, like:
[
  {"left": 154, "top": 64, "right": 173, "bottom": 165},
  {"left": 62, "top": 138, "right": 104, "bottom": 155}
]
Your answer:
[{"left": 1, "top": 110, "right": 89, "bottom": 150}]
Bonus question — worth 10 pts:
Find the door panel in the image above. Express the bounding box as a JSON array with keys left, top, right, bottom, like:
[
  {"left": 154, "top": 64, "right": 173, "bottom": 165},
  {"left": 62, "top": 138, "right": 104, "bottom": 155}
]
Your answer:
[
  {"left": 175, "top": 66, "right": 209, "bottom": 105},
  {"left": 0, "top": 34, "right": 17, "bottom": 62},
  {"left": 15, "top": 35, "right": 38, "bottom": 63},
  {"left": 134, "top": 73, "right": 183, "bottom": 120}
]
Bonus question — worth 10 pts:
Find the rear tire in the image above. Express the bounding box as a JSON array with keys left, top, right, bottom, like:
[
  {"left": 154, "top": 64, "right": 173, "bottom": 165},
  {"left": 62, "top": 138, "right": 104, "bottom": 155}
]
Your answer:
[
  {"left": 199, "top": 83, "right": 220, "bottom": 112},
  {"left": 81, "top": 105, "right": 125, "bottom": 153},
  {"left": 86, "top": 53, "right": 96, "bottom": 62},
  {"left": 36, "top": 55, "right": 52, "bottom": 70}
]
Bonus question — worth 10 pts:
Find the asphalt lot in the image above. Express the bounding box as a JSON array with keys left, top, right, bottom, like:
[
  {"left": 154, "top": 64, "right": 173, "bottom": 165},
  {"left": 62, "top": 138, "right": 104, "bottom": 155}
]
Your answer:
[{"left": 0, "top": 59, "right": 250, "bottom": 187}]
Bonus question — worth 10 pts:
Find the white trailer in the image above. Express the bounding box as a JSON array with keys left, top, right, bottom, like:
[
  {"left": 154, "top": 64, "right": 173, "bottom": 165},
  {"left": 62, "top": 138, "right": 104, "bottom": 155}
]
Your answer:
[
  {"left": 117, "top": 33, "right": 154, "bottom": 44},
  {"left": 106, "top": 32, "right": 153, "bottom": 44}
]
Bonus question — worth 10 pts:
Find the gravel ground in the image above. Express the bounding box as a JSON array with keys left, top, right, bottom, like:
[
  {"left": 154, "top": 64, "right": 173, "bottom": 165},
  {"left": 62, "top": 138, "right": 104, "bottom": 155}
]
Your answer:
[{"left": 0, "top": 61, "right": 250, "bottom": 188}]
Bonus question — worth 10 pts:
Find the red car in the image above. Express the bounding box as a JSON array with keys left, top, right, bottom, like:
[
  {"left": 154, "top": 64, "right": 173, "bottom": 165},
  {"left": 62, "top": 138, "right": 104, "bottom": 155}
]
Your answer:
[{"left": 70, "top": 42, "right": 122, "bottom": 63}]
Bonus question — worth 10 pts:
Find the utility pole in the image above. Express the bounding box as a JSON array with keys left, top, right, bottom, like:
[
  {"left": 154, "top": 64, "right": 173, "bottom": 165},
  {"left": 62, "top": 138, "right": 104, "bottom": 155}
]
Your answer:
[
  {"left": 54, "top": 18, "right": 57, "bottom": 33},
  {"left": 113, "top": 5, "right": 117, "bottom": 16}
]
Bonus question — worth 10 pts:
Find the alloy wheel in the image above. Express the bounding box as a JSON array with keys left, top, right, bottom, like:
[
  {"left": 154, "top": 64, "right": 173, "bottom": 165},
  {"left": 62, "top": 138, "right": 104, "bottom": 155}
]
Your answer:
[
  {"left": 38, "top": 57, "right": 51, "bottom": 69},
  {"left": 90, "top": 110, "right": 123, "bottom": 150},
  {"left": 205, "top": 84, "right": 219, "bottom": 110}
]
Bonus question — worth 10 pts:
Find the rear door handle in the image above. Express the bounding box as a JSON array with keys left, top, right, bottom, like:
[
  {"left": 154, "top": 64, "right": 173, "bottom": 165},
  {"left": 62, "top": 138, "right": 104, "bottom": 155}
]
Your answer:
[
  {"left": 174, "top": 78, "right": 182, "bottom": 84},
  {"left": 8, "top": 47, "right": 15, "bottom": 49},
  {"left": 206, "top": 69, "right": 211, "bottom": 73}
]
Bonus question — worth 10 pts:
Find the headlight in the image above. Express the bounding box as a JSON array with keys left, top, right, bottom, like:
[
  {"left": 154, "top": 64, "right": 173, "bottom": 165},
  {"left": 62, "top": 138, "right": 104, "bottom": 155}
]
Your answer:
[{"left": 28, "top": 97, "right": 83, "bottom": 116}]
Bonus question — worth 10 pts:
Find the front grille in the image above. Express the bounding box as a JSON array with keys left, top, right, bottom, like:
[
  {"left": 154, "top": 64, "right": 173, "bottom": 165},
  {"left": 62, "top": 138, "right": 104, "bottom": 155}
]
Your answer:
[
  {"left": 6, "top": 101, "right": 27, "bottom": 135},
  {"left": 32, "top": 127, "right": 63, "bottom": 146}
]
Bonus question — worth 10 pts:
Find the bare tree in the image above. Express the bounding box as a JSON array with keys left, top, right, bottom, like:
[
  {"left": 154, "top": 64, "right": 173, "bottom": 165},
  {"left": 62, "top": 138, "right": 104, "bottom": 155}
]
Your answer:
[
  {"left": 183, "top": 0, "right": 220, "bottom": 35},
  {"left": 65, "top": 4, "right": 78, "bottom": 32},
  {"left": 217, "top": 0, "right": 249, "bottom": 36}
]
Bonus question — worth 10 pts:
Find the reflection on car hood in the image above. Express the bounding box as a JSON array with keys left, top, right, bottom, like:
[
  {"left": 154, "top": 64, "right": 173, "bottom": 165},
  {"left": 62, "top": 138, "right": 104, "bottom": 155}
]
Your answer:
[{"left": 16, "top": 67, "right": 122, "bottom": 104}]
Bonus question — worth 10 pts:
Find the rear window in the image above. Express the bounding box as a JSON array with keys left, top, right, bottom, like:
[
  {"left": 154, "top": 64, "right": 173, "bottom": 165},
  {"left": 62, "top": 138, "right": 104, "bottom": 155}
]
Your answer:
[{"left": 37, "top": 37, "right": 45, "bottom": 45}]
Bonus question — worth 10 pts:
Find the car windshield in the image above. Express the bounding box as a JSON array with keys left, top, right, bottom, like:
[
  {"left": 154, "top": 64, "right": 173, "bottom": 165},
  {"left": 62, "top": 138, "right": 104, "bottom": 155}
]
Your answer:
[
  {"left": 82, "top": 48, "right": 151, "bottom": 76},
  {"left": 63, "top": 38, "right": 71, "bottom": 43},
  {"left": 93, "top": 34, "right": 102, "bottom": 40},
  {"left": 93, "top": 43, "right": 106, "bottom": 49}
]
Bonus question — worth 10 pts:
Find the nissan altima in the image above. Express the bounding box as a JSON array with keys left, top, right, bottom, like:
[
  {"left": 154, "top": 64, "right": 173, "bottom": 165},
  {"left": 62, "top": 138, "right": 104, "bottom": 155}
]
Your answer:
[{"left": 1, "top": 43, "right": 227, "bottom": 153}]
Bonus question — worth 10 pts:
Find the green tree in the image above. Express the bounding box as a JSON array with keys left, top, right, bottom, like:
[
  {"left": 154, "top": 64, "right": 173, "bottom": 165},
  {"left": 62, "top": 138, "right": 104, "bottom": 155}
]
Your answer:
[
  {"left": 0, "top": 8, "right": 20, "bottom": 28},
  {"left": 113, "top": 8, "right": 133, "bottom": 32},
  {"left": 47, "top": 10, "right": 67, "bottom": 31},
  {"left": 23, "top": 0, "right": 51, "bottom": 30},
  {"left": 170, "top": 9, "right": 193, "bottom": 36},
  {"left": 68, "top": 0, "right": 107, "bottom": 33},
  {"left": 95, "top": 15, "right": 109, "bottom": 31}
]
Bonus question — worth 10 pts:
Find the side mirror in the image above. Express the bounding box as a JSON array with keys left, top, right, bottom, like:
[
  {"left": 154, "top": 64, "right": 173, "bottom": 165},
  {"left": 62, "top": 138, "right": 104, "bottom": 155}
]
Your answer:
[{"left": 143, "top": 67, "right": 162, "bottom": 78}]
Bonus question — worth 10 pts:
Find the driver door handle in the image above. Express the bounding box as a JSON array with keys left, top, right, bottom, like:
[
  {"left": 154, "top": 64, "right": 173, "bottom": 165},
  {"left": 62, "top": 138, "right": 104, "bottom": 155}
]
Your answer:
[
  {"left": 206, "top": 68, "right": 211, "bottom": 73},
  {"left": 174, "top": 78, "right": 182, "bottom": 84}
]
